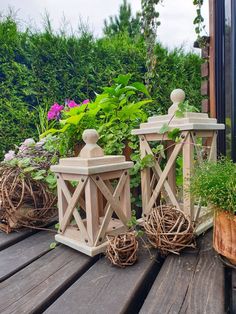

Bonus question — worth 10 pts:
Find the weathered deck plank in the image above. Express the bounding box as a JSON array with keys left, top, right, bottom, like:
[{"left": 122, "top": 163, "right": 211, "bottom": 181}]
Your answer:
[
  {"left": 140, "top": 251, "right": 199, "bottom": 313},
  {"left": 179, "top": 233, "right": 224, "bottom": 313},
  {"left": 0, "top": 229, "right": 35, "bottom": 251},
  {"left": 0, "top": 230, "right": 55, "bottom": 282},
  {"left": 0, "top": 246, "right": 94, "bottom": 314},
  {"left": 45, "top": 248, "right": 160, "bottom": 314},
  {"left": 140, "top": 231, "right": 225, "bottom": 314}
]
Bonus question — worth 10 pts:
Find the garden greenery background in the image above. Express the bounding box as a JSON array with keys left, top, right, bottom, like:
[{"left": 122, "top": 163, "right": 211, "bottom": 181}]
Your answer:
[{"left": 0, "top": 5, "right": 202, "bottom": 160}]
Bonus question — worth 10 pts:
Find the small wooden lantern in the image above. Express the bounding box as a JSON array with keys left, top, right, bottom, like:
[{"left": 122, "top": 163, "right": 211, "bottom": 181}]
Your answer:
[
  {"left": 51, "top": 129, "right": 133, "bottom": 256},
  {"left": 132, "top": 89, "right": 225, "bottom": 234}
]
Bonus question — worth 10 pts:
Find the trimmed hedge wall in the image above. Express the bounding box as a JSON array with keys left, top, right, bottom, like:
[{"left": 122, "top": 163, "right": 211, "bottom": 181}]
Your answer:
[{"left": 0, "top": 16, "right": 202, "bottom": 159}]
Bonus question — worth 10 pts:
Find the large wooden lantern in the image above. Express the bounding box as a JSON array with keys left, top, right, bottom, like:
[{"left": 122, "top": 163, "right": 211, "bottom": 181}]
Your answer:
[
  {"left": 51, "top": 129, "right": 133, "bottom": 256},
  {"left": 132, "top": 89, "right": 225, "bottom": 234}
]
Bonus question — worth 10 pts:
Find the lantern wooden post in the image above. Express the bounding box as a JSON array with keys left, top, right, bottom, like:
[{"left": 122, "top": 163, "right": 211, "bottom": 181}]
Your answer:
[
  {"left": 132, "top": 89, "right": 225, "bottom": 234},
  {"left": 51, "top": 129, "right": 133, "bottom": 256}
]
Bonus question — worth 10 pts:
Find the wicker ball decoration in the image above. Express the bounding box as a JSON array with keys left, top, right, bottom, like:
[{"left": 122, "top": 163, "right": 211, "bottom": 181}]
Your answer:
[
  {"left": 106, "top": 232, "right": 138, "bottom": 268},
  {"left": 144, "top": 205, "right": 195, "bottom": 255},
  {"left": 0, "top": 166, "right": 57, "bottom": 232}
]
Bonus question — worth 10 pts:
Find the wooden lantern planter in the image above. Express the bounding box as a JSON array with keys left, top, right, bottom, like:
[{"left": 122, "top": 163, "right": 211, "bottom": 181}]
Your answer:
[
  {"left": 132, "top": 89, "right": 225, "bottom": 234},
  {"left": 51, "top": 129, "right": 133, "bottom": 256}
]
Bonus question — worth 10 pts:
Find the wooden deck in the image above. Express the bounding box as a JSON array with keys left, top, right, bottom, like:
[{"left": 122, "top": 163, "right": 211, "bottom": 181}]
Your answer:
[{"left": 0, "top": 228, "right": 235, "bottom": 314}]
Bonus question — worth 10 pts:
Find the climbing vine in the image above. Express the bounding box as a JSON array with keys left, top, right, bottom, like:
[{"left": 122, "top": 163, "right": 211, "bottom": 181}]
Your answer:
[
  {"left": 141, "top": 0, "right": 162, "bottom": 93},
  {"left": 193, "top": 0, "right": 207, "bottom": 46},
  {"left": 141, "top": 0, "right": 206, "bottom": 92}
]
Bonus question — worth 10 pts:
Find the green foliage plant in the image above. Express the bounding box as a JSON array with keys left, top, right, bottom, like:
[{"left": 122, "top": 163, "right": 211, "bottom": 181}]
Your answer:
[
  {"left": 191, "top": 158, "right": 236, "bottom": 215},
  {"left": 42, "top": 74, "right": 152, "bottom": 157}
]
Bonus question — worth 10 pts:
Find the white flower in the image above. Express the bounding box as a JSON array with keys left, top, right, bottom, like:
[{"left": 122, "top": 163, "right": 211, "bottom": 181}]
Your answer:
[
  {"left": 35, "top": 138, "right": 47, "bottom": 147},
  {"left": 23, "top": 138, "right": 35, "bottom": 146},
  {"left": 4, "top": 150, "right": 15, "bottom": 161},
  {"left": 19, "top": 144, "right": 27, "bottom": 152}
]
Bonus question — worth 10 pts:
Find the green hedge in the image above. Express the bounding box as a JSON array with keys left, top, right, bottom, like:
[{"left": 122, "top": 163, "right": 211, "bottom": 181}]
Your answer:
[{"left": 0, "top": 16, "right": 202, "bottom": 159}]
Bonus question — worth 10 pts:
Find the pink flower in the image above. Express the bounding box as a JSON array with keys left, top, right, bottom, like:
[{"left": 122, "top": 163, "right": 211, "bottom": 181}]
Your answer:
[
  {"left": 67, "top": 100, "right": 79, "bottom": 108},
  {"left": 47, "top": 111, "right": 56, "bottom": 120},
  {"left": 51, "top": 103, "right": 64, "bottom": 111},
  {"left": 82, "top": 99, "right": 90, "bottom": 104},
  {"left": 47, "top": 103, "right": 64, "bottom": 120}
]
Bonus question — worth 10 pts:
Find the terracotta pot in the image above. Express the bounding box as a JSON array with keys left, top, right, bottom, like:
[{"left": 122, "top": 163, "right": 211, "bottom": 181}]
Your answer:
[
  {"left": 123, "top": 140, "right": 132, "bottom": 161},
  {"left": 74, "top": 141, "right": 85, "bottom": 157},
  {"left": 213, "top": 210, "right": 236, "bottom": 265}
]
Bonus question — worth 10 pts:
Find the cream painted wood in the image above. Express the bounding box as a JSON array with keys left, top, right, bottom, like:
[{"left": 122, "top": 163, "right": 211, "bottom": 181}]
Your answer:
[
  {"left": 141, "top": 137, "right": 180, "bottom": 210},
  {"left": 79, "top": 129, "right": 104, "bottom": 158},
  {"left": 85, "top": 178, "right": 100, "bottom": 244},
  {"left": 91, "top": 175, "right": 129, "bottom": 226},
  {"left": 132, "top": 89, "right": 224, "bottom": 234},
  {"left": 59, "top": 177, "right": 88, "bottom": 234},
  {"left": 166, "top": 141, "right": 176, "bottom": 195},
  {"left": 94, "top": 172, "right": 128, "bottom": 246},
  {"left": 140, "top": 136, "right": 151, "bottom": 213},
  {"left": 183, "top": 132, "right": 194, "bottom": 220},
  {"left": 120, "top": 173, "right": 132, "bottom": 220},
  {"left": 57, "top": 174, "right": 68, "bottom": 223},
  {"left": 145, "top": 134, "right": 186, "bottom": 214},
  {"left": 168, "top": 89, "right": 186, "bottom": 115},
  {"left": 51, "top": 129, "right": 133, "bottom": 256}
]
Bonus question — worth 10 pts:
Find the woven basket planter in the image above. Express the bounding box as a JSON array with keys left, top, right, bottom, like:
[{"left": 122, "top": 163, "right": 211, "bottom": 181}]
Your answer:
[{"left": 213, "top": 211, "right": 236, "bottom": 265}]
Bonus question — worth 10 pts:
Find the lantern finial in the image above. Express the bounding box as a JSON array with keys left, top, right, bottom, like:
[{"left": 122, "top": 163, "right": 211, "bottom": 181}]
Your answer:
[
  {"left": 79, "top": 129, "right": 104, "bottom": 158},
  {"left": 168, "top": 89, "right": 185, "bottom": 115}
]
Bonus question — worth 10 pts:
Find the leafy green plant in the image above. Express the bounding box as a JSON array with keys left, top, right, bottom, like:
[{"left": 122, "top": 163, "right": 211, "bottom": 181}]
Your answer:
[
  {"left": 191, "top": 158, "right": 236, "bottom": 214},
  {"left": 97, "top": 74, "right": 152, "bottom": 155},
  {"left": 41, "top": 74, "right": 152, "bottom": 158}
]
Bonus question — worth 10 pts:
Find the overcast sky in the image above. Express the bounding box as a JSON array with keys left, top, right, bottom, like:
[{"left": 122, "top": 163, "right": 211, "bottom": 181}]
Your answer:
[{"left": 0, "top": 0, "right": 209, "bottom": 51}]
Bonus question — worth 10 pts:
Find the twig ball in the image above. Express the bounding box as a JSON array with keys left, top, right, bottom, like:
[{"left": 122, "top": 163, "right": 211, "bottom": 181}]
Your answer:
[
  {"left": 106, "top": 232, "right": 138, "bottom": 268},
  {"left": 0, "top": 165, "right": 57, "bottom": 232},
  {"left": 144, "top": 205, "right": 195, "bottom": 255}
]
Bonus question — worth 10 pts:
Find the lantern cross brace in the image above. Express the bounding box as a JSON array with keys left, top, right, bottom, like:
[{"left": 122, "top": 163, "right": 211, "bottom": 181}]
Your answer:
[
  {"left": 141, "top": 132, "right": 187, "bottom": 213},
  {"left": 141, "top": 136, "right": 181, "bottom": 210},
  {"left": 93, "top": 171, "right": 128, "bottom": 246},
  {"left": 56, "top": 171, "right": 130, "bottom": 248},
  {"left": 58, "top": 176, "right": 89, "bottom": 237},
  {"left": 91, "top": 174, "right": 129, "bottom": 226}
]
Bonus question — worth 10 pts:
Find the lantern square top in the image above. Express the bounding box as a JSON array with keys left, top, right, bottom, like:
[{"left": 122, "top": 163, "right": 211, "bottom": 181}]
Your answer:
[
  {"left": 51, "top": 129, "right": 133, "bottom": 175},
  {"left": 132, "top": 89, "right": 225, "bottom": 136}
]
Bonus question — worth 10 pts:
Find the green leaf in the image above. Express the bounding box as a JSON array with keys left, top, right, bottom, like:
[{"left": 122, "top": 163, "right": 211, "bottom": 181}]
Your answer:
[
  {"left": 168, "top": 128, "right": 181, "bottom": 141},
  {"left": 130, "top": 82, "right": 151, "bottom": 97},
  {"left": 175, "top": 110, "right": 185, "bottom": 118},
  {"left": 114, "top": 74, "right": 132, "bottom": 86},
  {"left": 55, "top": 223, "right": 60, "bottom": 230},
  {"left": 40, "top": 124, "right": 70, "bottom": 138},
  {"left": 61, "top": 113, "right": 85, "bottom": 125},
  {"left": 159, "top": 123, "right": 169, "bottom": 134},
  {"left": 50, "top": 242, "right": 57, "bottom": 249},
  {"left": 153, "top": 144, "right": 165, "bottom": 158},
  {"left": 23, "top": 166, "right": 37, "bottom": 173},
  {"left": 18, "top": 158, "right": 31, "bottom": 168}
]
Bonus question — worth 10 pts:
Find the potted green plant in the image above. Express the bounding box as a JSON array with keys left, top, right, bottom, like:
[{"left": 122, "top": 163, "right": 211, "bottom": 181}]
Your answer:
[{"left": 191, "top": 158, "right": 236, "bottom": 264}]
